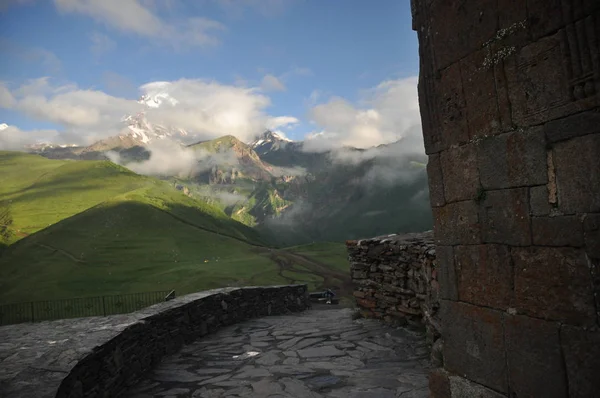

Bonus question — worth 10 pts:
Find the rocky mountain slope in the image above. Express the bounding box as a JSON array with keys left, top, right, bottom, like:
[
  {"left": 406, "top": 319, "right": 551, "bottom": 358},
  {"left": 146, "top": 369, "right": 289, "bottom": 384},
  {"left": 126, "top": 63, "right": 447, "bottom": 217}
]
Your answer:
[{"left": 6, "top": 88, "right": 432, "bottom": 245}]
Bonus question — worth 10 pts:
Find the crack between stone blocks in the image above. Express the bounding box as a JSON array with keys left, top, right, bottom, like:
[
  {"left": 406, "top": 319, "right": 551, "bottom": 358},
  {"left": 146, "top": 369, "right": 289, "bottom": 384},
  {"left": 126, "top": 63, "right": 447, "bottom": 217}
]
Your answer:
[
  {"left": 500, "top": 307, "right": 513, "bottom": 397},
  {"left": 557, "top": 323, "right": 571, "bottom": 397},
  {"left": 452, "top": 298, "right": 585, "bottom": 326}
]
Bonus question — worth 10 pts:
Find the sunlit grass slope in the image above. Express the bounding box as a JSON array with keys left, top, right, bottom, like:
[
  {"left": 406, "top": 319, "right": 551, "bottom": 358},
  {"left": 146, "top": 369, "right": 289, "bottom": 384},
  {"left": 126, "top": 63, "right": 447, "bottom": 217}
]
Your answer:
[
  {"left": 0, "top": 151, "right": 261, "bottom": 244},
  {"left": 0, "top": 151, "right": 351, "bottom": 304}
]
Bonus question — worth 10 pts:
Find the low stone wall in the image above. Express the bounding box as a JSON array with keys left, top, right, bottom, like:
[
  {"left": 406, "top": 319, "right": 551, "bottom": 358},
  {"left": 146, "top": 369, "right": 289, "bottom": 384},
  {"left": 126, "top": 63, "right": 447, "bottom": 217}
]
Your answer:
[
  {"left": 0, "top": 285, "right": 310, "bottom": 398},
  {"left": 346, "top": 231, "right": 439, "bottom": 344}
]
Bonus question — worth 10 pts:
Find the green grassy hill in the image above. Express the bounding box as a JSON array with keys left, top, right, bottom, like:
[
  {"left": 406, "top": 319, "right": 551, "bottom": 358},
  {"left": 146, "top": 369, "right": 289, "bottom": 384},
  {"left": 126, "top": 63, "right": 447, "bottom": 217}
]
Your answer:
[{"left": 0, "top": 151, "right": 351, "bottom": 304}]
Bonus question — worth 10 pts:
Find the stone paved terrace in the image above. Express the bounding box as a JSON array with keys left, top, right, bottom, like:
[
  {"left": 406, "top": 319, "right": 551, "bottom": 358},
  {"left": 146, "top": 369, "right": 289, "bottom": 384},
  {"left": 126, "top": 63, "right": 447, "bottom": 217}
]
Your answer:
[{"left": 127, "top": 308, "right": 430, "bottom": 398}]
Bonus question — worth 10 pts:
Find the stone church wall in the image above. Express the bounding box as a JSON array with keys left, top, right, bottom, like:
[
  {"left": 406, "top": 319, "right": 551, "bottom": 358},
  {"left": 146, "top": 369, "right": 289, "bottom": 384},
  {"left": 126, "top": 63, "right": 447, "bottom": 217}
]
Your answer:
[{"left": 411, "top": 1, "right": 600, "bottom": 397}]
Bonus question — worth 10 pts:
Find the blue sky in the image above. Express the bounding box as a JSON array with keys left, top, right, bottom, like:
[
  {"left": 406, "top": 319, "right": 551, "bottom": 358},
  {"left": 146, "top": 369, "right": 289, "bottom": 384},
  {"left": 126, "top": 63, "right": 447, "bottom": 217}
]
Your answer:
[{"left": 0, "top": 0, "right": 421, "bottom": 149}]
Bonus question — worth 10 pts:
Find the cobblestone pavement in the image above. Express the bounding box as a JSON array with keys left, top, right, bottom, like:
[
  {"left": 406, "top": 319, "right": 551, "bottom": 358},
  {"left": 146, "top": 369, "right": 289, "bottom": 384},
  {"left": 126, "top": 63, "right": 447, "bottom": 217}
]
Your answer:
[{"left": 127, "top": 308, "right": 430, "bottom": 398}]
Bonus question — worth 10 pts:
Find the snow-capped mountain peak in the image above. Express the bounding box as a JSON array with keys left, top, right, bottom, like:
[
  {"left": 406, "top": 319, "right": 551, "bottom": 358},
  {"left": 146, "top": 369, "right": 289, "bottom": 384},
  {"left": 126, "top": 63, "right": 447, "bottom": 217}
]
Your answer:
[
  {"left": 250, "top": 130, "right": 299, "bottom": 156},
  {"left": 250, "top": 130, "right": 292, "bottom": 147},
  {"left": 138, "top": 92, "right": 179, "bottom": 108},
  {"left": 117, "top": 91, "right": 187, "bottom": 146}
]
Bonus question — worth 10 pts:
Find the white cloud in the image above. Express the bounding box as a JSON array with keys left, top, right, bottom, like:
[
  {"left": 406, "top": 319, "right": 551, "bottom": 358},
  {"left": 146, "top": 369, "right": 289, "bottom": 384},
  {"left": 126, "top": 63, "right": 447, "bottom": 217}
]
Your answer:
[
  {"left": 215, "top": 0, "right": 295, "bottom": 18},
  {"left": 0, "top": 124, "right": 60, "bottom": 150},
  {"left": 53, "top": 0, "right": 226, "bottom": 48},
  {"left": 109, "top": 139, "right": 198, "bottom": 177},
  {"left": 266, "top": 116, "right": 298, "bottom": 130},
  {"left": 90, "top": 31, "right": 116, "bottom": 56},
  {"left": 0, "top": 83, "right": 16, "bottom": 108},
  {"left": 261, "top": 74, "right": 286, "bottom": 92},
  {"left": 1, "top": 77, "right": 297, "bottom": 146},
  {"left": 16, "top": 85, "right": 140, "bottom": 129},
  {"left": 140, "top": 79, "right": 289, "bottom": 142},
  {"left": 303, "top": 76, "right": 423, "bottom": 152}
]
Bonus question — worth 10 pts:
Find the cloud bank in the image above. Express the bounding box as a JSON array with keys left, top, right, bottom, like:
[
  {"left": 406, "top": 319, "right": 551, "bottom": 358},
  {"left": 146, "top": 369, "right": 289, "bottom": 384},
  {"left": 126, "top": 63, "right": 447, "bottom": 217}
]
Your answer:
[
  {"left": 304, "top": 76, "right": 423, "bottom": 152},
  {"left": 53, "top": 0, "right": 226, "bottom": 49},
  {"left": 0, "top": 77, "right": 296, "bottom": 147}
]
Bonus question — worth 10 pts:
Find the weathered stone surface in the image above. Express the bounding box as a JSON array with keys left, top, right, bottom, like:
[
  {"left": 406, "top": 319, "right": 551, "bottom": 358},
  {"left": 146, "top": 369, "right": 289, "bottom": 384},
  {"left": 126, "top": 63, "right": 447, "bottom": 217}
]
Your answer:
[
  {"left": 506, "top": 31, "right": 597, "bottom": 127},
  {"left": 426, "top": 153, "right": 445, "bottom": 207},
  {"left": 0, "top": 285, "right": 311, "bottom": 398},
  {"left": 433, "top": 201, "right": 481, "bottom": 245},
  {"left": 532, "top": 215, "right": 584, "bottom": 247},
  {"left": 347, "top": 231, "right": 439, "bottom": 343},
  {"left": 478, "top": 128, "right": 547, "bottom": 190},
  {"left": 480, "top": 188, "right": 531, "bottom": 246},
  {"left": 428, "top": 368, "right": 451, "bottom": 398},
  {"left": 529, "top": 185, "right": 553, "bottom": 216},
  {"left": 429, "top": 0, "right": 498, "bottom": 70},
  {"left": 412, "top": 2, "right": 600, "bottom": 397},
  {"left": 461, "top": 47, "right": 502, "bottom": 139},
  {"left": 448, "top": 375, "right": 507, "bottom": 398},
  {"left": 526, "top": 0, "right": 564, "bottom": 40},
  {"left": 561, "top": 325, "right": 600, "bottom": 398},
  {"left": 454, "top": 244, "right": 512, "bottom": 310},
  {"left": 440, "top": 301, "right": 507, "bottom": 393},
  {"left": 441, "top": 143, "right": 479, "bottom": 203},
  {"left": 434, "top": 62, "right": 469, "bottom": 148},
  {"left": 436, "top": 246, "right": 457, "bottom": 301},
  {"left": 513, "top": 247, "right": 596, "bottom": 325},
  {"left": 584, "top": 213, "right": 600, "bottom": 259},
  {"left": 505, "top": 315, "right": 567, "bottom": 398},
  {"left": 126, "top": 308, "right": 429, "bottom": 397},
  {"left": 554, "top": 133, "right": 600, "bottom": 214},
  {"left": 545, "top": 111, "right": 600, "bottom": 143}
]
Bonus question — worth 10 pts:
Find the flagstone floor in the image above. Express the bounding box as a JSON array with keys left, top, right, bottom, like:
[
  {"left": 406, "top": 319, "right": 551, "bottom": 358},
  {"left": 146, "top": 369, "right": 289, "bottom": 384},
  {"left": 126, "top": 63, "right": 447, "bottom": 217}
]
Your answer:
[{"left": 127, "top": 308, "right": 430, "bottom": 398}]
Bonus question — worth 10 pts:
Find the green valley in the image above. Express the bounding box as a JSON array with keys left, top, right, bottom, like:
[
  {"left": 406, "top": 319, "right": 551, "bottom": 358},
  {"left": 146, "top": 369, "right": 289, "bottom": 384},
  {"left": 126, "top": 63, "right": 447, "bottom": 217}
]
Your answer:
[{"left": 0, "top": 151, "right": 350, "bottom": 304}]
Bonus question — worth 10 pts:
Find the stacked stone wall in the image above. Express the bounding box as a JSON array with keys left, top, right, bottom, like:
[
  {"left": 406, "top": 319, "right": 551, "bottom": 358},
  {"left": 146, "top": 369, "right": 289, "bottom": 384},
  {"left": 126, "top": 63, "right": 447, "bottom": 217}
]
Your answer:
[
  {"left": 346, "top": 231, "right": 440, "bottom": 345},
  {"left": 411, "top": 1, "right": 600, "bottom": 397},
  {"left": 1, "top": 285, "right": 310, "bottom": 398}
]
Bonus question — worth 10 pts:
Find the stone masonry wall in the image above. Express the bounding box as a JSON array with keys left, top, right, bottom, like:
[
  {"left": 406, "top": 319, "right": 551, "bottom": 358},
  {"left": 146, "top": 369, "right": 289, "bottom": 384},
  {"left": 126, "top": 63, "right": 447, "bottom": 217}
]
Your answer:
[
  {"left": 411, "top": 1, "right": 600, "bottom": 397},
  {"left": 1, "top": 285, "right": 310, "bottom": 398},
  {"left": 346, "top": 232, "right": 440, "bottom": 345}
]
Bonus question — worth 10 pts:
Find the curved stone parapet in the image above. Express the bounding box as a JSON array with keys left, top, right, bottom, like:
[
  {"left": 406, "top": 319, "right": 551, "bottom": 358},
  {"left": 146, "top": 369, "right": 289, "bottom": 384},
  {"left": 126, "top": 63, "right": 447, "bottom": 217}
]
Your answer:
[{"left": 0, "top": 285, "right": 310, "bottom": 398}]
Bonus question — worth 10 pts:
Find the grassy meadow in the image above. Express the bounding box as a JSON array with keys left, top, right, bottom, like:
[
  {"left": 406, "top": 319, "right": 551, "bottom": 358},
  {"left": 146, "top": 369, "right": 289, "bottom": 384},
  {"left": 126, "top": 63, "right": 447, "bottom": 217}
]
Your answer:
[{"left": 0, "top": 151, "right": 350, "bottom": 304}]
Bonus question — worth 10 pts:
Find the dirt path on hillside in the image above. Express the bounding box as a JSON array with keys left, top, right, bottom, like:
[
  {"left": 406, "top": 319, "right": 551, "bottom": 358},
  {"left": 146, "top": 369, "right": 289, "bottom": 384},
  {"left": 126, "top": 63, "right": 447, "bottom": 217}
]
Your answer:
[
  {"left": 34, "top": 243, "right": 87, "bottom": 264},
  {"left": 248, "top": 247, "right": 353, "bottom": 297}
]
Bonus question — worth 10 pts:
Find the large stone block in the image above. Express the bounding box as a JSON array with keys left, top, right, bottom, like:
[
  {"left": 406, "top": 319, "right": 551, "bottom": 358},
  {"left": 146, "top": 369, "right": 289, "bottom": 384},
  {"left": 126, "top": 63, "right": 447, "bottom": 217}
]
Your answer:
[
  {"left": 419, "top": 74, "right": 443, "bottom": 155},
  {"left": 545, "top": 110, "right": 600, "bottom": 143},
  {"left": 434, "top": 63, "right": 469, "bottom": 149},
  {"left": 435, "top": 246, "right": 457, "bottom": 301},
  {"left": 584, "top": 213, "right": 600, "bottom": 259},
  {"left": 505, "top": 315, "right": 567, "bottom": 398},
  {"left": 440, "top": 144, "right": 479, "bottom": 203},
  {"left": 561, "top": 326, "right": 600, "bottom": 398},
  {"left": 526, "top": 0, "right": 565, "bottom": 40},
  {"left": 505, "top": 31, "right": 597, "bottom": 127},
  {"left": 428, "top": 368, "right": 451, "bottom": 398},
  {"left": 432, "top": 201, "right": 481, "bottom": 246},
  {"left": 454, "top": 244, "right": 512, "bottom": 310},
  {"left": 427, "top": 153, "right": 445, "bottom": 207},
  {"left": 429, "top": 0, "right": 498, "bottom": 70},
  {"left": 480, "top": 188, "right": 531, "bottom": 246},
  {"left": 460, "top": 48, "right": 501, "bottom": 139},
  {"left": 448, "top": 375, "right": 507, "bottom": 398},
  {"left": 441, "top": 301, "right": 507, "bottom": 393},
  {"left": 478, "top": 127, "right": 547, "bottom": 189},
  {"left": 529, "top": 185, "right": 553, "bottom": 216},
  {"left": 532, "top": 215, "right": 584, "bottom": 247},
  {"left": 554, "top": 133, "right": 600, "bottom": 214},
  {"left": 513, "top": 247, "right": 596, "bottom": 325}
]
